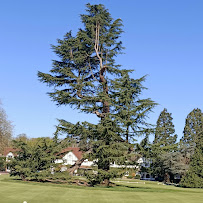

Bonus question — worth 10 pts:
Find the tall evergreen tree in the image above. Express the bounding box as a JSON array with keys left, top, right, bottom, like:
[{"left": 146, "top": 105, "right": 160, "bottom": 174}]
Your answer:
[
  {"left": 38, "top": 4, "right": 124, "bottom": 118},
  {"left": 151, "top": 108, "right": 177, "bottom": 182},
  {"left": 154, "top": 108, "right": 177, "bottom": 148},
  {"left": 180, "top": 130, "right": 203, "bottom": 188},
  {"left": 180, "top": 108, "right": 203, "bottom": 154},
  {"left": 38, "top": 4, "right": 155, "bottom": 185}
]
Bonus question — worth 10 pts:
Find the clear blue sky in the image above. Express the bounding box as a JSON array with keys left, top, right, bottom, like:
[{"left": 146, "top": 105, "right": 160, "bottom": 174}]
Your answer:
[{"left": 0, "top": 0, "right": 202, "bottom": 141}]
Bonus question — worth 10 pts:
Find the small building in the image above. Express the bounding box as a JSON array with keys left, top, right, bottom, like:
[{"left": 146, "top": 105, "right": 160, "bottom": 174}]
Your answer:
[
  {"left": 137, "top": 157, "right": 155, "bottom": 181},
  {"left": 55, "top": 147, "right": 94, "bottom": 173},
  {"left": 3, "top": 147, "right": 19, "bottom": 172}
]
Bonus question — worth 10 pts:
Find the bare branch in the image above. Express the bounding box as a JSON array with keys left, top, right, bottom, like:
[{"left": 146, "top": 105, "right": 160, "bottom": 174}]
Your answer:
[{"left": 93, "top": 110, "right": 105, "bottom": 118}]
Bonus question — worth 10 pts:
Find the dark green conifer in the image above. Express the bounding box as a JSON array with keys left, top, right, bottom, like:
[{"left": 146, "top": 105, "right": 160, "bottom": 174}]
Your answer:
[
  {"left": 154, "top": 108, "right": 177, "bottom": 148},
  {"left": 180, "top": 130, "right": 203, "bottom": 188},
  {"left": 151, "top": 108, "right": 177, "bottom": 182},
  {"left": 10, "top": 138, "right": 60, "bottom": 181},
  {"left": 180, "top": 108, "right": 203, "bottom": 154},
  {"left": 38, "top": 4, "right": 155, "bottom": 185}
]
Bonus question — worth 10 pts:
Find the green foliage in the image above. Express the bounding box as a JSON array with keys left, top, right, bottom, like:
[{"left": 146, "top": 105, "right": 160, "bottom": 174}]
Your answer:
[
  {"left": 180, "top": 108, "right": 203, "bottom": 154},
  {"left": 0, "top": 157, "right": 6, "bottom": 171},
  {"left": 38, "top": 3, "right": 155, "bottom": 185},
  {"left": 0, "top": 102, "right": 13, "bottom": 153},
  {"left": 111, "top": 72, "right": 157, "bottom": 143},
  {"left": 85, "top": 168, "right": 121, "bottom": 186},
  {"left": 180, "top": 131, "right": 203, "bottom": 188},
  {"left": 10, "top": 137, "right": 60, "bottom": 181},
  {"left": 38, "top": 3, "right": 124, "bottom": 115},
  {"left": 49, "top": 171, "right": 71, "bottom": 181},
  {"left": 150, "top": 108, "right": 179, "bottom": 182},
  {"left": 154, "top": 108, "right": 177, "bottom": 147}
]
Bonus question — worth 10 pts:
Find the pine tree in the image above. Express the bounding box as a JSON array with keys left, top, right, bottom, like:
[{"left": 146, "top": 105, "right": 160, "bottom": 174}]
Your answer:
[
  {"left": 180, "top": 130, "right": 203, "bottom": 188},
  {"left": 180, "top": 108, "right": 203, "bottom": 154},
  {"left": 154, "top": 108, "right": 177, "bottom": 148},
  {"left": 38, "top": 4, "right": 155, "bottom": 186},
  {"left": 10, "top": 138, "right": 60, "bottom": 181},
  {"left": 151, "top": 108, "right": 177, "bottom": 182},
  {"left": 38, "top": 4, "right": 124, "bottom": 118}
]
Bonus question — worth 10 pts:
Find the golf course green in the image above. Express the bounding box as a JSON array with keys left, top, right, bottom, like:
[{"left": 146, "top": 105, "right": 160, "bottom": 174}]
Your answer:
[{"left": 0, "top": 175, "right": 202, "bottom": 203}]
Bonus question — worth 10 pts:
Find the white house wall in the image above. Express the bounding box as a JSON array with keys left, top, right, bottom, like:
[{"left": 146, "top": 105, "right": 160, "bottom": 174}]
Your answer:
[
  {"left": 55, "top": 152, "right": 94, "bottom": 167},
  {"left": 55, "top": 152, "right": 151, "bottom": 170},
  {"left": 81, "top": 159, "right": 94, "bottom": 167}
]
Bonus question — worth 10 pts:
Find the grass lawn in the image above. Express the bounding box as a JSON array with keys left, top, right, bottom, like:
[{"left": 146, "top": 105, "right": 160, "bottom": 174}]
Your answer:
[{"left": 0, "top": 175, "right": 202, "bottom": 203}]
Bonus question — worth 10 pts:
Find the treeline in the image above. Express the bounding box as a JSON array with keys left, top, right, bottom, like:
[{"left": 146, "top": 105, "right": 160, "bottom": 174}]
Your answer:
[
  {"left": 0, "top": 102, "right": 13, "bottom": 154},
  {"left": 5, "top": 107, "right": 202, "bottom": 188},
  {"left": 1, "top": 3, "right": 202, "bottom": 188},
  {"left": 137, "top": 108, "right": 203, "bottom": 188}
]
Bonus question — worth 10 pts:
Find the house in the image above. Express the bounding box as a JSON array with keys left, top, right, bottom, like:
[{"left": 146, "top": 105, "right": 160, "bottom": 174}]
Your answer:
[
  {"left": 2, "top": 146, "right": 156, "bottom": 180},
  {"left": 3, "top": 147, "right": 19, "bottom": 172},
  {"left": 55, "top": 147, "right": 154, "bottom": 179},
  {"left": 55, "top": 147, "right": 94, "bottom": 172},
  {"left": 137, "top": 157, "right": 155, "bottom": 180}
]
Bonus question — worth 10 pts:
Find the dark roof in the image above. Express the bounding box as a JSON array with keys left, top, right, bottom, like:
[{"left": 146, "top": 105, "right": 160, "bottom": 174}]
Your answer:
[{"left": 59, "top": 147, "right": 83, "bottom": 160}]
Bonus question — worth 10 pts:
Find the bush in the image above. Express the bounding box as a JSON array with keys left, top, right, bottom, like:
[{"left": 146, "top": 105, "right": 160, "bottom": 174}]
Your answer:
[
  {"left": 85, "top": 169, "right": 120, "bottom": 186},
  {"left": 51, "top": 171, "right": 71, "bottom": 181},
  {"left": 180, "top": 171, "right": 203, "bottom": 188},
  {"left": 0, "top": 157, "right": 6, "bottom": 171}
]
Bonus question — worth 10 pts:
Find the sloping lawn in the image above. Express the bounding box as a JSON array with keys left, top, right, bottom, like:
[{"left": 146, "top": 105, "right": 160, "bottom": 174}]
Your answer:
[{"left": 0, "top": 175, "right": 202, "bottom": 203}]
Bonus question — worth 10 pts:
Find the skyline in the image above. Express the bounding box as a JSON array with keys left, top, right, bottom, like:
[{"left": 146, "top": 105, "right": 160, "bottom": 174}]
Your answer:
[{"left": 0, "top": 0, "right": 202, "bottom": 141}]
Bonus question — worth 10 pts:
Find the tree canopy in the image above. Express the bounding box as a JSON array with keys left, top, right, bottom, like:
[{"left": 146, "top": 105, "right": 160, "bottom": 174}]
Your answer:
[
  {"left": 38, "top": 3, "right": 156, "bottom": 186},
  {"left": 0, "top": 102, "right": 13, "bottom": 154}
]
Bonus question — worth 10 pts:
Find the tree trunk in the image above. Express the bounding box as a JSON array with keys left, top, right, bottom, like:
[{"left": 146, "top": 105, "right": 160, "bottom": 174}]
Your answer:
[
  {"left": 103, "top": 178, "right": 110, "bottom": 187},
  {"left": 21, "top": 174, "right": 26, "bottom": 181},
  {"left": 68, "top": 158, "right": 85, "bottom": 175},
  {"left": 68, "top": 149, "right": 92, "bottom": 175},
  {"left": 164, "top": 173, "right": 170, "bottom": 183}
]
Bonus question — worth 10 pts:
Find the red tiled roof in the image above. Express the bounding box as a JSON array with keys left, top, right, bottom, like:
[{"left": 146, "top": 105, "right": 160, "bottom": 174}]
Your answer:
[
  {"left": 59, "top": 147, "right": 83, "bottom": 160},
  {"left": 3, "top": 147, "right": 19, "bottom": 156}
]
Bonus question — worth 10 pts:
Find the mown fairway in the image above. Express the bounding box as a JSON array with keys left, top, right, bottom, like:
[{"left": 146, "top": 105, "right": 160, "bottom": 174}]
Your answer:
[{"left": 0, "top": 175, "right": 202, "bottom": 203}]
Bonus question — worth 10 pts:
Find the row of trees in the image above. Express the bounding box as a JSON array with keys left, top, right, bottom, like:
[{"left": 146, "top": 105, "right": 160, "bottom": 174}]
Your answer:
[
  {"left": 137, "top": 108, "right": 203, "bottom": 188},
  {"left": 1, "top": 4, "right": 202, "bottom": 188},
  {"left": 36, "top": 4, "right": 202, "bottom": 187},
  {"left": 8, "top": 107, "right": 202, "bottom": 187}
]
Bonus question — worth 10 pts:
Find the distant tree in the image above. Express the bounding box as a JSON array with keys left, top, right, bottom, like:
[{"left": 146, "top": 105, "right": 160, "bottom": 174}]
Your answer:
[
  {"left": 180, "top": 130, "right": 203, "bottom": 188},
  {"left": 180, "top": 108, "right": 203, "bottom": 155},
  {"left": 14, "top": 133, "right": 29, "bottom": 143},
  {"left": 0, "top": 102, "right": 13, "bottom": 153},
  {"left": 154, "top": 108, "right": 177, "bottom": 148},
  {"left": 135, "top": 135, "right": 151, "bottom": 158},
  {"left": 151, "top": 108, "right": 178, "bottom": 182},
  {"left": 0, "top": 156, "right": 6, "bottom": 171},
  {"left": 10, "top": 137, "right": 60, "bottom": 181}
]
